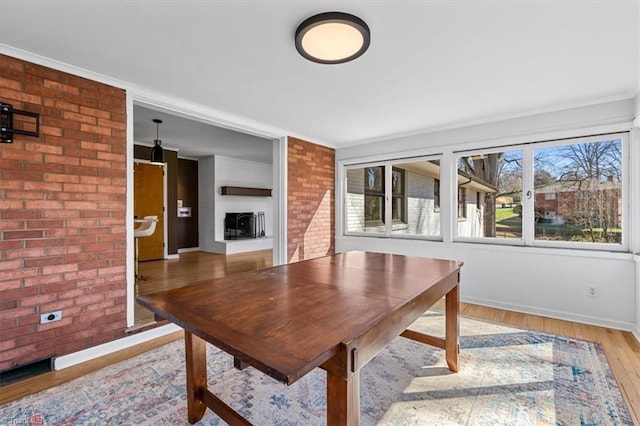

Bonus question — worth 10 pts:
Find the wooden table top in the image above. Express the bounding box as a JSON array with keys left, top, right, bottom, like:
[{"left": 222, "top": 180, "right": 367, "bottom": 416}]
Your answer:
[{"left": 136, "top": 251, "right": 462, "bottom": 385}]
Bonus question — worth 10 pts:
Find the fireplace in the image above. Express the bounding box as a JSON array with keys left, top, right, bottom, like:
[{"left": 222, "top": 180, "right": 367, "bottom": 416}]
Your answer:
[{"left": 224, "top": 212, "right": 256, "bottom": 240}]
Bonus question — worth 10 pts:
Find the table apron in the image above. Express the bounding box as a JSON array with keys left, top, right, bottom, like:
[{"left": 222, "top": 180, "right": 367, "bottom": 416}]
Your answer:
[{"left": 321, "top": 270, "right": 459, "bottom": 379}]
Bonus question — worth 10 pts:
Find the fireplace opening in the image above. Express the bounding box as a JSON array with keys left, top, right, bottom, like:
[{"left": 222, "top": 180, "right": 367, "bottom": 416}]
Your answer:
[{"left": 224, "top": 212, "right": 256, "bottom": 240}]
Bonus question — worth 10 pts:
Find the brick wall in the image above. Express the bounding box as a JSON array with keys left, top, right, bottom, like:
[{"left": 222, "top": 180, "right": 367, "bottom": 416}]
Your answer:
[
  {"left": 0, "top": 55, "right": 127, "bottom": 371},
  {"left": 287, "top": 137, "right": 334, "bottom": 262}
]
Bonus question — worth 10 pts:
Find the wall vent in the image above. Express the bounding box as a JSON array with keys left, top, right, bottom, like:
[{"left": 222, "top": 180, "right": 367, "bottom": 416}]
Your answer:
[{"left": 0, "top": 357, "right": 53, "bottom": 387}]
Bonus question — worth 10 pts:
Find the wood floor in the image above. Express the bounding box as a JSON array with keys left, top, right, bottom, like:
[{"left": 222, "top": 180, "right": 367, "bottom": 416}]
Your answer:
[
  {"left": 134, "top": 250, "right": 273, "bottom": 326},
  {"left": 3, "top": 250, "right": 639, "bottom": 425}
]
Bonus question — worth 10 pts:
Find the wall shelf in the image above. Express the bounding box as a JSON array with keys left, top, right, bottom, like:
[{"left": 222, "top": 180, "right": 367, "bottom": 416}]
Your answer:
[{"left": 220, "top": 186, "right": 272, "bottom": 197}]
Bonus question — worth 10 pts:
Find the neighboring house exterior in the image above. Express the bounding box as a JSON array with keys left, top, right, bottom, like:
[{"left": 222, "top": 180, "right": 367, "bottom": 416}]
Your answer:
[
  {"left": 535, "top": 178, "right": 622, "bottom": 227},
  {"left": 346, "top": 162, "right": 496, "bottom": 238}
]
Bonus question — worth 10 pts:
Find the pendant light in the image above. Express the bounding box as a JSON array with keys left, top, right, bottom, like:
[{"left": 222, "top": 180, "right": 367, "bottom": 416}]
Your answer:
[{"left": 150, "top": 118, "right": 164, "bottom": 164}]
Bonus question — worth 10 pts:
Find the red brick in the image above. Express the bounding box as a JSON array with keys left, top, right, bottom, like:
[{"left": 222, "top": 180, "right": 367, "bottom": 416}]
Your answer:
[
  {"left": 56, "top": 287, "right": 90, "bottom": 300},
  {"left": 3, "top": 229, "right": 44, "bottom": 240},
  {"left": 23, "top": 256, "right": 63, "bottom": 268},
  {"left": 1, "top": 54, "right": 127, "bottom": 368},
  {"left": 0, "top": 306, "right": 37, "bottom": 321},
  {"left": 27, "top": 219, "right": 65, "bottom": 229},
  {"left": 25, "top": 142, "right": 64, "bottom": 155},
  {"left": 42, "top": 210, "right": 79, "bottom": 219},
  {"left": 0, "top": 240, "right": 24, "bottom": 251},
  {"left": 0, "top": 220, "right": 24, "bottom": 231},
  {"left": 23, "top": 161, "right": 65, "bottom": 174},
  {"left": 40, "top": 125, "right": 63, "bottom": 136},
  {"left": 20, "top": 292, "right": 58, "bottom": 307},
  {"left": 24, "top": 181, "right": 63, "bottom": 192},
  {"left": 2, "top": 324, "right": 37, "bottom": 341},
  {"left": 44, "top": 154, "right": 80, "bottom": 166},
  {"left": 38, "top": 298, "right": 75, "bottom": 314},
  {"left": 5, "top": 190, "right": 45, "bottom": 200},
  {"left": 41, "top": 263, "right": 77, "bottom": 275},
  {"left": 0, "top": 200, "right": 24, "bottom": 209},
  {"left": 63, "top": 269, "right": 98, "bottom": 281},
  {"left": 25, "top": 237, "right": 64, "bottom": 248},
  {"left": 16, "top": 329, "right": 57, "bottom": 347},
  {"left": 24, "top": 200, "right": 64, "bottom": 210},
  {"left": 43, "top": 79, "right": 80, "bottom": 95},
  {"left": 0, "top": 180, "right": 23, "bottom": 191},
  {"left": 0, "top": 88, "right": 42, "bottom": 104}
]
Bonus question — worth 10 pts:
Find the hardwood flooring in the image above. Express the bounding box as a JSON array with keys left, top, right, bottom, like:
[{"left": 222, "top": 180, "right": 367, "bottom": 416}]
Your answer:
[
  {"left": 2, "top": 250, "right": 639, "bottom": 425},
  {"left": 134, "top": 250, "right": 273, "bottom": 326}
]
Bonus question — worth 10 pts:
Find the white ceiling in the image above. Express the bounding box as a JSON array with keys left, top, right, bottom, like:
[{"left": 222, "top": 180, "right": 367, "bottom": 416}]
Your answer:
[
  {"left": 1, "top": 1, "right": 638, "bottom": 153},
  {"left": 134, "top": 105, "right": 273, "bottom": 162}
]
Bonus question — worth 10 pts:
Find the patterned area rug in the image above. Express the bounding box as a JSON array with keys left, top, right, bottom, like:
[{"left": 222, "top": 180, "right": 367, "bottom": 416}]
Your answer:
[{"left": 2, "top": 313, "right": 632, "bottom": 425}]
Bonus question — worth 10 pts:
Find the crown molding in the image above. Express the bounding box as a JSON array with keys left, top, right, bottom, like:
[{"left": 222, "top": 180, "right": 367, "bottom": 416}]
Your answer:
[{"left": 1, "top": 44, "right": 134, "bottom": 90}]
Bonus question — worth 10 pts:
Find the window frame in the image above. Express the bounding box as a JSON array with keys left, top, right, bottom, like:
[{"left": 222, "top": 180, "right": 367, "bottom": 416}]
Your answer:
[
  {"left": 453, "top": 132, "right": 628, "bottom": 251},
  {"left": 342, "top": 155, "right": 443, "bottom": 241},
  {"left": 457, "top": 186, "right": 467, "bottom": 219}
]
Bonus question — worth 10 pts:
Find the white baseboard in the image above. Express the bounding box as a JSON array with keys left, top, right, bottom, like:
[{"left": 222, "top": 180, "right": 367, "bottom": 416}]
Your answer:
[
  {"left": 54, "top": 323, "right": 181, "bottom": 370},
  {"left": 632, "top": 325, "right": 640, "bottom": 344},
  {"left": 462, "top": 295, "right": 635, "bottom": 332},
  {"left": 178, "top": 247, "right": 200, "bottom": 253},
  {"left": 166, "top": 254, "right": 180, "bottom": 260}
]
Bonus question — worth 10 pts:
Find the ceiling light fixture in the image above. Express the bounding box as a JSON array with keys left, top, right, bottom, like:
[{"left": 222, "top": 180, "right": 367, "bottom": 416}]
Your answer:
[
  {"left": 150, "top": 118, "right": 164, "bottom": 164},
  {"left": 295, "top": 12, "right": 370, "bottom": 64}
]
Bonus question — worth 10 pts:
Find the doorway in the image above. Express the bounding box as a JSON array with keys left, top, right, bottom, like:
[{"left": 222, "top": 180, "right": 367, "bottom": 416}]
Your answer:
[{"left": 134, "top": 161, "right": 166, "bottom": 261}]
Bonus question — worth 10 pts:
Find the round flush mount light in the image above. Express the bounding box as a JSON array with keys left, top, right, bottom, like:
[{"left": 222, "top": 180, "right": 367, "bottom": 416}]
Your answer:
[{"left": 295, "top": 12, "right": 370, "bottom": 64}]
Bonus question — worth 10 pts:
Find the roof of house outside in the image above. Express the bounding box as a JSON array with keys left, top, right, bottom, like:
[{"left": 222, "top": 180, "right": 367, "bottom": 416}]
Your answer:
[{"left": 536, "top": 179, "right": 621, "bottom": 193}]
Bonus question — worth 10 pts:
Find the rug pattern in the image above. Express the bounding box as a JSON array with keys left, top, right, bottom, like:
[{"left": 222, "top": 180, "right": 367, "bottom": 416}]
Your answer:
[{"left": 1, "top": 314, "right": 632, "bottom": 425}]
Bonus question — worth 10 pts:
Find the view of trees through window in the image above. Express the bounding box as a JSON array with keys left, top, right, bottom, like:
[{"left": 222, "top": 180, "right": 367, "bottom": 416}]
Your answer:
[
  {"left": 533, "top": 139, "right": 622, "bottom": 243},
  {"left": 457, "top": 136, "right": 623, "bottom": 244},
  {"left": 457, "top": 150, "right": 523, "bottom": 239}
]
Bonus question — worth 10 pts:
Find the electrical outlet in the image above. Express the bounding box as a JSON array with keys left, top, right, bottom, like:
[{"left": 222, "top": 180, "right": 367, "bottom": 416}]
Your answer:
[
  {"left": 40, "top": 310, "right": 62, "bottom": 324},
  {"left": 588, "top": 287, "right": 597, "bottom": 297}
]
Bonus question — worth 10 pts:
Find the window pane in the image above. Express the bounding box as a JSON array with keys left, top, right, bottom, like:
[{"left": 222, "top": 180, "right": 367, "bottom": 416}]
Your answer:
[
  {"left": 533, "top": 139, "right": 622, "bottom": 244},
  {"left": 457, "top": 150, "right": 523, "bottom": 239},
  {"left": 345, "top": 167, "right": 385, "bottom": 234},
  {"left": 389, "top": 159, "right": 440, "bottom": 237}
]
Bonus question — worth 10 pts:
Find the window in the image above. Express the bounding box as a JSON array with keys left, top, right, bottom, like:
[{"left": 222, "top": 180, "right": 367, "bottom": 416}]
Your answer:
[
  {"left": 457, "top": 187, "right": 467, "bottom": 218},
  {"left": 364, "top": 166, "right": 385, "bottom": 225},
  {"left": 343, "top": 132, "right": 626, "bottom": 251},
  {"left": 533, "top": 137, "right": 623, "bottom": 245},
  {"left": 454, "top": 132, "right": 625, "bottom": 249},
  {"left": 457, "top": 149, "right": 523, "bottom": 240},
  {"left": 344, "top": 157, "right": 441, "bottom": 238},
  {"left": 362, "top": 166, "right": 406, "bottom": 225}
]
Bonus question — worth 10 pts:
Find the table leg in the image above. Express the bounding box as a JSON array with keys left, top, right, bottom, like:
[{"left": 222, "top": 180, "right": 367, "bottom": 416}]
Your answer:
[
  {"left": 445, "top": 283, "right": 459, "bottom": 372},
  {"left": 185, "top": 331, "right": 207, "bottom": 424},
  {"left": 326, "top": 370, "right": 360, "bottom": 426}
]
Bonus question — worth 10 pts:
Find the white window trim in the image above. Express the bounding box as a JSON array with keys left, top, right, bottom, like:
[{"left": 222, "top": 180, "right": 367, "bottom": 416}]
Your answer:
[
  {"left": 342, "top": 156, "right": 443, "bottom": 240},
  {"left": 337, "top": 128, "right": 631, "bottom": 254},
  {"left": 452, "top": 132, "right": 629, "bottom": 252}
]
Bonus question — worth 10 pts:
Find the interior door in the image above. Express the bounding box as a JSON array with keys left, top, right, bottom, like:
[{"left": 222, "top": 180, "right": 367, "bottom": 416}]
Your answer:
[{"left": 134, "top": 161, "right": 165, "bottom": 261}]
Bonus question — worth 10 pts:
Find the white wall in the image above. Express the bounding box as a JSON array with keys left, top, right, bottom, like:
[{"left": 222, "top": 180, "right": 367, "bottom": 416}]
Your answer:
[
  {"left": 336, "top": 98, "right": 638, "bottom": 331},
  {"left": 214, "top": 156, "right": 273, "bottom": 241},
  {"left": 198, "top": 156, "right": 216, "bottom": 252}
]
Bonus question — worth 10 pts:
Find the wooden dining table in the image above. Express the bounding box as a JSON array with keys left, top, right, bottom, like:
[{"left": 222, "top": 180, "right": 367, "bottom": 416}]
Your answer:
[{"left": 136, "top": 251, "right": 463, "bottom": 425}]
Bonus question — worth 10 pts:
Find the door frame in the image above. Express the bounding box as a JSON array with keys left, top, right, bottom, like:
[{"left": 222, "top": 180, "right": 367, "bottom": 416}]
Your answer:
[
  {"left": 134, "top": 158, "right": 168, "bottom": 261},
  {"left": 126, "top": 93, "right": 288, "bottom": 328}
]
